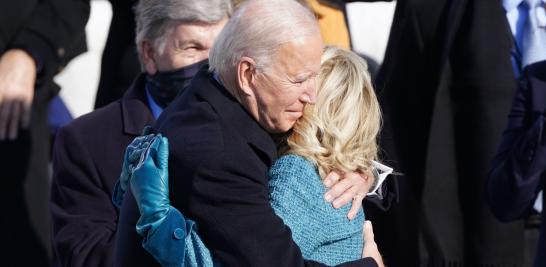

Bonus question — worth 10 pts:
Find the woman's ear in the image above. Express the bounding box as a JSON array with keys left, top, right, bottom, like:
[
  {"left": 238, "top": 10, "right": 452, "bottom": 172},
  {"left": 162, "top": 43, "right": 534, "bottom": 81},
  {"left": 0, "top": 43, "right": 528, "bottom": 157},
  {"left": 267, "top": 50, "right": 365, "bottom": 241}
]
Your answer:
[
  {"left": 237, "top": 56, "right": 257, "bottom": 96},
  {"left": 140, "top": 40, "right": 157, "bottom": 74}
]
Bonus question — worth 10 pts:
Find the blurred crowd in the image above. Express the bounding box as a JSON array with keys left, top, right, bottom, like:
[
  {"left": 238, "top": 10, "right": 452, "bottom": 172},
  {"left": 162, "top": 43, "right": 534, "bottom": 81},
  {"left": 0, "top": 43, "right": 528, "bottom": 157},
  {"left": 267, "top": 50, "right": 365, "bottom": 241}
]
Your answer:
[{"left": 0, "top": 0, "right": 544, "bottom": 266}]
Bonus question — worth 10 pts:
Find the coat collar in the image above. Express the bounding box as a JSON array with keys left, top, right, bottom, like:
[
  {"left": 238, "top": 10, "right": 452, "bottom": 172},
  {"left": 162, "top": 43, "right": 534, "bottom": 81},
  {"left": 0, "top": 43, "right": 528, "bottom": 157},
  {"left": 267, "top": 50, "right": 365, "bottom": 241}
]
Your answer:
[
  {"left": 191, "top": 66, "right": 278, "bottom": 165},
  {"left": 121, "top": 73, "right": 156, "bottom": 136}
]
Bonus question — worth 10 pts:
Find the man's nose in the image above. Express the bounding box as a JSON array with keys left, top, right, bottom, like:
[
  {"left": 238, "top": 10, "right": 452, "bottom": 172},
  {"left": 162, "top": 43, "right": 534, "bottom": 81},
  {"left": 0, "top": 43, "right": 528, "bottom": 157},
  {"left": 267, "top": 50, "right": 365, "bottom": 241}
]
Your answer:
[{"left": 301, "top": 80, "right": 317, "bottom": 104}]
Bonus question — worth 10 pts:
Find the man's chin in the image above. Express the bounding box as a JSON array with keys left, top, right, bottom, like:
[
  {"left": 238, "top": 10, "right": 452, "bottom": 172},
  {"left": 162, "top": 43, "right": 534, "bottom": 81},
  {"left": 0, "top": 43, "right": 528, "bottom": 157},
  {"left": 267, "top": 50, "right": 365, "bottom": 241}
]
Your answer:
[{"left": 263, "top": 121, "right": 296, "bottom": 134}]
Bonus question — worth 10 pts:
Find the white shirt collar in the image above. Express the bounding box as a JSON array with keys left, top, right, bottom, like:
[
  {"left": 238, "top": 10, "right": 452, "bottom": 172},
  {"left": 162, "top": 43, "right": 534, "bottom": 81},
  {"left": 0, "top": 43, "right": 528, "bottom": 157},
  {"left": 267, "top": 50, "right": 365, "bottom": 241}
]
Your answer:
[{"left": 504, "top": 0, "right": 524, "bottom": 12}]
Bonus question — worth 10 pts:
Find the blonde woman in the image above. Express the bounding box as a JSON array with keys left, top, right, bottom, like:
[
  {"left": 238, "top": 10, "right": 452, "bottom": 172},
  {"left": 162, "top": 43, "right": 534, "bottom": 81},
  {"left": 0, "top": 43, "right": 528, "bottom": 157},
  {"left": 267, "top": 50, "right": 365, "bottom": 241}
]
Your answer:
[
  {"left": 116, "top": 46, "right": 384, "bottom": 266},
  {"left": 268, "top": 45, "right": 382, "bottom": 264}
]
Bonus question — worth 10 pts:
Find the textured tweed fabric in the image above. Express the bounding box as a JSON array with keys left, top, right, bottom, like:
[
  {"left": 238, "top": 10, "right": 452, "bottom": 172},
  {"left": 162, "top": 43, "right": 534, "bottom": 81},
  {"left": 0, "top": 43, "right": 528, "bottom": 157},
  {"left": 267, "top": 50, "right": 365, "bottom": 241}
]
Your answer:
[{"left": 269, "top": 154, "right": 365, "bottom": 265}]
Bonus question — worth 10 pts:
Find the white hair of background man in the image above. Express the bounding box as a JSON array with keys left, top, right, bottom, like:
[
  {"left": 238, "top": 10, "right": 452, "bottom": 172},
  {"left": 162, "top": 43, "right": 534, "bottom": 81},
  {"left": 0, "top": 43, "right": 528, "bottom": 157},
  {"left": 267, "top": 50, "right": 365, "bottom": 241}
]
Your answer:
[
  {"left": 209, "top": 0, "right": 320, "bottom": 92},
  {"left": 134, "top": 0, "right": 233, "bottom": 55}
]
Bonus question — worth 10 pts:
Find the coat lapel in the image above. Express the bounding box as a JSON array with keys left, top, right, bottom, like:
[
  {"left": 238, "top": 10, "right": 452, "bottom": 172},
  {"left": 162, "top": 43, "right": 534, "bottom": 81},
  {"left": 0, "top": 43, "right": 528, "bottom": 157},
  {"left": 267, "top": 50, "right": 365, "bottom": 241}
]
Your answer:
[{"left": 121, "top": 74, "right": 156, "bottom": 136}]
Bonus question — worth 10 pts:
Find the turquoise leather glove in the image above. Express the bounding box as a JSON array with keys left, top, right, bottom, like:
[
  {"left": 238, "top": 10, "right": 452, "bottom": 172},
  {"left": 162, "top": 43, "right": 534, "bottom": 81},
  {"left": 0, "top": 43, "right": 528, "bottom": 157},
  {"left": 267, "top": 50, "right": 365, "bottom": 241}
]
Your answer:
[
  {"left": 112, "top": 133, "right": 157, "bottom": 207},
  {"left": 131, "top": 134, "right": 171, "bottom": 237}
]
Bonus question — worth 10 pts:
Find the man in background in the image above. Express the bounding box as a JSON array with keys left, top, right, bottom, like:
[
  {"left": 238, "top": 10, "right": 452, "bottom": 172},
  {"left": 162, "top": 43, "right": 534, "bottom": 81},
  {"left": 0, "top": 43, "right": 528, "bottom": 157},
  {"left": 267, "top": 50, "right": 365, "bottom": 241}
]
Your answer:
[
  {"left": 0, "top": 0, "right": 89, "bottom": 265},
  {"left": 93, "top": 0, "right": 142, "bottom": 109},
  {"left": 50, "top": 0, "right": 232, "bottom": 266},
  {"left": 365, "top": 0, "right": 523, "bottom": 266},
  {"left": 487, "top": 1, "right": 546, "bottom": 265}
]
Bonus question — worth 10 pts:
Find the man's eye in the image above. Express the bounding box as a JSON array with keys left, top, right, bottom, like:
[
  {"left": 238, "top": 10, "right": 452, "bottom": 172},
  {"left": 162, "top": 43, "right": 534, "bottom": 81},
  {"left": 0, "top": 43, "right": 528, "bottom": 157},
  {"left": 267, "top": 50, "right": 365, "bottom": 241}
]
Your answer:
[{"left": 293, "top": 79, "right": 306, "bottom": 86}]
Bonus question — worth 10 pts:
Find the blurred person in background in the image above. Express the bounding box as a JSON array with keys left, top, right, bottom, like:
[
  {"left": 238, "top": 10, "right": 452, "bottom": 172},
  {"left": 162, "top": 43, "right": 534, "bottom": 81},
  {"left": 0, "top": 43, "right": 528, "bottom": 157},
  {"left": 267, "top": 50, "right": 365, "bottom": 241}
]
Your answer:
[
  {"left": 93, "top": 0, "right": 143, "bottom": 109},
  {"left": 0, "top": 0, "right": 89, "bottom": 265},
  {"left": 488, "top": 1, "right": 546, "bottom": 266},
  {"left": 487, "top": 61, "right": 546, "bottom": 267},
  {"left": 304, "top": 0, "right": 381, "bottom": 78},
  {"left": 49, "top": 0, "right": 232, "bottom": 266},
  {"left": 363, "top": 0, "right": 524, "bottom": 266},
  {"left": 50, "top": 0, "right": 143, "bottom": 137}
]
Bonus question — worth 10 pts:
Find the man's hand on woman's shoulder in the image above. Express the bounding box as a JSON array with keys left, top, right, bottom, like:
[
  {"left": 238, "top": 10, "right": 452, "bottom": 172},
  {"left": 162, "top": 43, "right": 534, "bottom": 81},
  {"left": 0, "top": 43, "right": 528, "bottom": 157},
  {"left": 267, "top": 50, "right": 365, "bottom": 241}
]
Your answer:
[{"left": 323, "top": 171, "right": 375, "bottom": 220}]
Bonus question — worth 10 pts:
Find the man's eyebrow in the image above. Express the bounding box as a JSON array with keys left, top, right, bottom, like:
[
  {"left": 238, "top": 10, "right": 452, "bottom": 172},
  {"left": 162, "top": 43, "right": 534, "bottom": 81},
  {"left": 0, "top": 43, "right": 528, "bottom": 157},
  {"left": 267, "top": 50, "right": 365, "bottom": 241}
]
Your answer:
[
  {"left": 176, "top": 39, "right": 206, "bottom": 48},
  {"left": 293, "top": 72, "right": 316, "bottom": 81}
]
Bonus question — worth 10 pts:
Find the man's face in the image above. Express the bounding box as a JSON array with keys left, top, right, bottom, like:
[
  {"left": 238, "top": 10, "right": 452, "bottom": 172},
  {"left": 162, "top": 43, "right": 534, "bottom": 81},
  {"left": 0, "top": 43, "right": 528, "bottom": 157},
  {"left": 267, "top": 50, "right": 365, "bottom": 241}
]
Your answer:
[
  {"left": 145, "top": 17, "right": 228, "bottom": 73},
  {"left": 251, "top": 34, "right": 323, "bottom": 133}
]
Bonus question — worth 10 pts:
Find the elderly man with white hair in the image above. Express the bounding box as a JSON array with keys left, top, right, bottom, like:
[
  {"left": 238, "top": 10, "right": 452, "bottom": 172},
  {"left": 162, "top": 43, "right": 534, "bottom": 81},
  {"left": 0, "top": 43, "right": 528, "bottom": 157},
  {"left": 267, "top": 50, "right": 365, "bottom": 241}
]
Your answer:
[
  {"left": 49, "top": 1, "right": 231, "bottom": 266},
  {"left": 115, "top": 0, "right": 383, "bottom": 266}
]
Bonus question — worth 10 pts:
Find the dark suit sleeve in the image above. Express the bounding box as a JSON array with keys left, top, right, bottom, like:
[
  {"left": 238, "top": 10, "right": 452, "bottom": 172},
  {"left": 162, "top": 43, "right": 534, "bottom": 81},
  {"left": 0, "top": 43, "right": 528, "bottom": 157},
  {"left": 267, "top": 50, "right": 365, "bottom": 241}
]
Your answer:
[
  {"left": 10, "top": 0, "right": 90, "bottom": 83},
  {"left": 184, "top": 152, "right": 377, "bottom": 267},
  {"left": 50, "top": 126, "right": 117, "bottom": 267},
  {"left": 487, "top": 80, "right": 546, "bottom": 222}
]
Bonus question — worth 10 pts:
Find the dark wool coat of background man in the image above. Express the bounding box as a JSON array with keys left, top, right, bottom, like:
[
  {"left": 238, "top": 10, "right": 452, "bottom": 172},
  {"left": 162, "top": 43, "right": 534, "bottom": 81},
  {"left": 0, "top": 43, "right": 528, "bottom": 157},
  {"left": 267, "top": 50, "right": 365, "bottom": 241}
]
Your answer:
[{"left": 364, "top": 0, "right": 525, "bottom": 266}]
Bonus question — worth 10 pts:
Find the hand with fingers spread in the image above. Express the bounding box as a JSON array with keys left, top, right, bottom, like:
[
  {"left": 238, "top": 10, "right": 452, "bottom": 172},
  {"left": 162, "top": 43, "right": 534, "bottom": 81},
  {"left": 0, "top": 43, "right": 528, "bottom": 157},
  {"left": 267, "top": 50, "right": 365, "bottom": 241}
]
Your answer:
[
  {"left": 0, "top": 49, "right": 36, "bottom": 140},
  {"left": 323, "top": 170, "right": 375, "bottom": 220},
  {"left": 362, "top": 220, "right": 384, "bottom": 267}
]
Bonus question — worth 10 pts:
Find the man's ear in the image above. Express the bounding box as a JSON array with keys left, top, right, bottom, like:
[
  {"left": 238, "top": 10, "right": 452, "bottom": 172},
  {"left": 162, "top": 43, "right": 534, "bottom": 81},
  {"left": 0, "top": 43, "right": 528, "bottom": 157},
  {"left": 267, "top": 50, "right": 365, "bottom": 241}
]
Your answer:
[
  {"left": 140, "top": 40, "right": 157, "bottom": 74},
  {"left": 237, "top": 56, "right": 257, "bottom": 96}
]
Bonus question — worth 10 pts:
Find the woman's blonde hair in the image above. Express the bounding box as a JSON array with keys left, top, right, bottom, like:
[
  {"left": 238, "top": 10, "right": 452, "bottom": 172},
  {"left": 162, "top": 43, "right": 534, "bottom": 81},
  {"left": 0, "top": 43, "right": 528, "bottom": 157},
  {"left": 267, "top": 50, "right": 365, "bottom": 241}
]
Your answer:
[{"left": 283, "top": 46, "right": 382, "bottom": 178}]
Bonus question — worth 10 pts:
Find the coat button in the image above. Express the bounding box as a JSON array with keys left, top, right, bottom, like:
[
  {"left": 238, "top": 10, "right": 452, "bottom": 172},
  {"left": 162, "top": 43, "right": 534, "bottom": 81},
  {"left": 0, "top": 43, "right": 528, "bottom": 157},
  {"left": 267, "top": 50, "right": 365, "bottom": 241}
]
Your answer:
[
  {"left": 173, "top": 228, "right": 185, "bottom": 240},
  {"left": 57, "top": 48, "right": 65, "bottom": 57}
]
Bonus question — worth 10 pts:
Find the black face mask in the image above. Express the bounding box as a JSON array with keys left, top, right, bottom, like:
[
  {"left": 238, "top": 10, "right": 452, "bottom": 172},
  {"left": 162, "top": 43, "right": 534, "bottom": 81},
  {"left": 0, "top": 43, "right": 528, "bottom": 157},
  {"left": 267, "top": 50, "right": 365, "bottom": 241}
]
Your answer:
[{"left": 146, "top": 59, "right": 207, "bottom": 108}]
